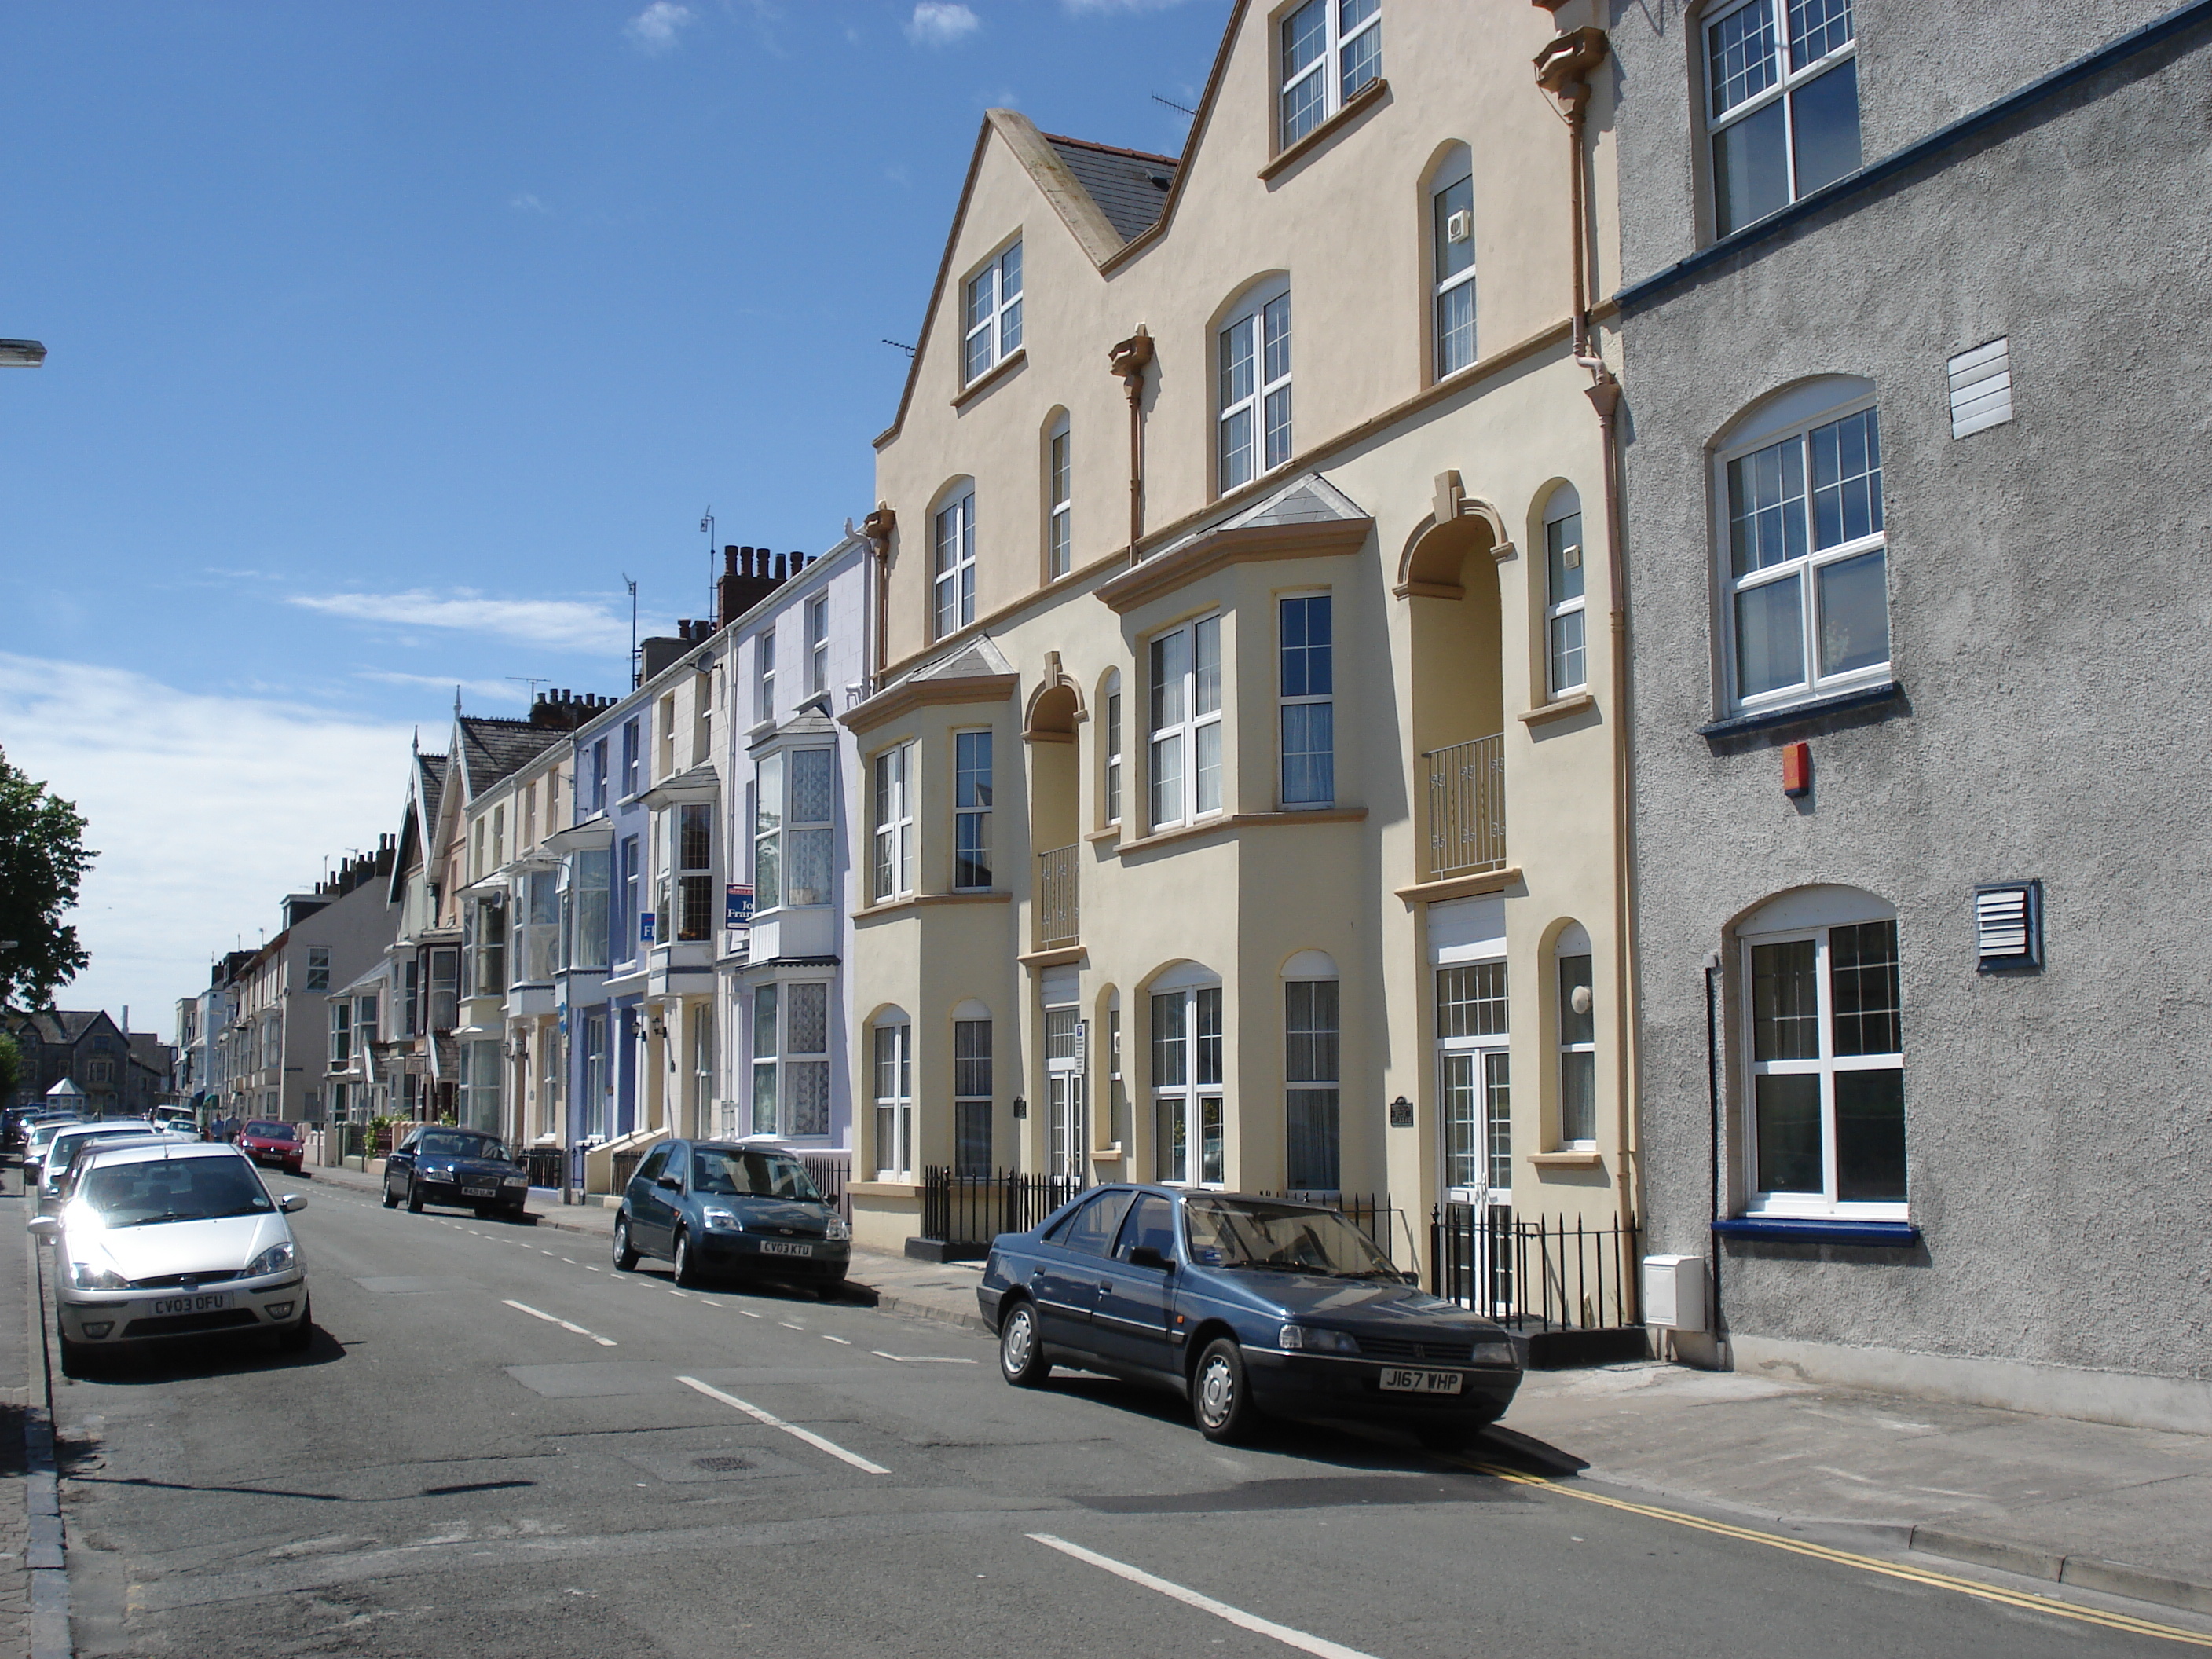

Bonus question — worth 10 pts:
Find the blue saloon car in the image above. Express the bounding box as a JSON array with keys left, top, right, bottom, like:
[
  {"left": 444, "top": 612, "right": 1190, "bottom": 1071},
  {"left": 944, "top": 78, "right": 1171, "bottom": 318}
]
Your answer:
[
  {"left": 978, "top": 1185, "right": 1521, "bottom": 1445},
  {"left": 613, "top": 1139, "right": 851, "bottom": 1291}
]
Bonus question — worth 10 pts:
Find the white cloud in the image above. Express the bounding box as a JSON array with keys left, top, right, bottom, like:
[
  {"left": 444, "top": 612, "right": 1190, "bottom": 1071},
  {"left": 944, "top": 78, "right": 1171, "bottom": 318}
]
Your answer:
[
  {"left": 285, "top": 589, "right": 638, "bottom": 655},
  {"left": 508, "top": 192, "right": 549, "bottom": 214},
  {"left": 0, "top": 654, "right": 419, "bottom": 1044},
  {"left": 906, "top": 2, "right": 980, "bottom": 46},
  {"left": 624, "top": 1, "right": 696, "bottom": 53}
]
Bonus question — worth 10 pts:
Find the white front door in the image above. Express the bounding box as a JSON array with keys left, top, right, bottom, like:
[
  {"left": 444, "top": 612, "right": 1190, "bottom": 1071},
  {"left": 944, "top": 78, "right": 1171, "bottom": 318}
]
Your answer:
[
  {"left": 1048, "top": 1068, "right": 1086, "bottom": 1183},
  {"left": 1441, "top": 1047, "right": 1513, "bottom": 1315}
]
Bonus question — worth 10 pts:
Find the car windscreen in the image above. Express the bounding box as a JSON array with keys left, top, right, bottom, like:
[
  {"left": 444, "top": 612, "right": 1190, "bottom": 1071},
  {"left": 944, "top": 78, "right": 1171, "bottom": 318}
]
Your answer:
[
  {"left": 51, "top": 1129, "right": 154, "bottom": 1174},
  {"left": 690, "top": 1148, "right": 821, "bottom": 1201},
  {"left": 416, "top": 1133, "right": 508, "bottom": 1162},
  {"left": 28, "top": 1122, "right": 78, "bottom": 1151},
  {"left": 243, "top": 1120, "right": 295, "bottom": 1141},
  {"left": 1183, "top": 1198, "right": 1398, "bottom": 1279},
  {"left": 77, "top": 1159, "right": 276, "bottom": 1227}
]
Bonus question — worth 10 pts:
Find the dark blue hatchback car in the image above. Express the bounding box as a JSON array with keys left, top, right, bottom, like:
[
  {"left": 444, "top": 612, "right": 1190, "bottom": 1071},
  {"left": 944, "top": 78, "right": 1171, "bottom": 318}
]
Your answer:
[
  {"left": 979, "top": 1185, "right": 1521, "bottom": 1445},
  {"left": 613, "top": 1140, "right": 851, "bottom": 1291}
]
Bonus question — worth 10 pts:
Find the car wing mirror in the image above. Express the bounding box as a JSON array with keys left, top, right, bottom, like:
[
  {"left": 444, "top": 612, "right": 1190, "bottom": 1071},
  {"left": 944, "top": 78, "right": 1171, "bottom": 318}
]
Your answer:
[
  {"left": 278, "top": 1193, "right": 308, "bottom": 1214},
  {"left": 26, "top": 1217, "right": 57, "bottom": 1238},
  {"left": 1127, "top": 1245, "right": 1172, "bottom": 1273},
  {"left": 656, "top": 1173, "right": 682, "bottom": 1191}
]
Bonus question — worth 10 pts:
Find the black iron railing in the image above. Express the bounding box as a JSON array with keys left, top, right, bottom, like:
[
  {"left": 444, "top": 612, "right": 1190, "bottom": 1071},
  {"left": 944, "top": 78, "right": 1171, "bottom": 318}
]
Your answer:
[
  {"left": 1261, "top": 1191, "right": 1410, "bottom": 1269},
  {"left": 798, "top": 1150, "right": 851, "bottom": 1222},
  {"left": 920, "top": 1166, "right": 1092, "bottom": 1257},
  {"left": 522, "top": 1147, "right": 564, "bottom": 1189},
  {"left": 1430, "top": 1205, "right": 1639, "bottom": 1330}
]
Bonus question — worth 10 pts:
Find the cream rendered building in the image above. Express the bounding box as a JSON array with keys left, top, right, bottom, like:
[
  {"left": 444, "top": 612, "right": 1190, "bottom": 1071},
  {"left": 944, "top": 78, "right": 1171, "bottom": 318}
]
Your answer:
[{"left": 846, "top": 0, "right": 1635, "bottom": 1286}]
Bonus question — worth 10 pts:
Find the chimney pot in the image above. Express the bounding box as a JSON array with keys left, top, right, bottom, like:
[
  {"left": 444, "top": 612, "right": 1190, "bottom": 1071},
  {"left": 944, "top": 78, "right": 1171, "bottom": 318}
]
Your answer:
[{"left": 775, "top": 553, "right": 787, "bottom": 580}]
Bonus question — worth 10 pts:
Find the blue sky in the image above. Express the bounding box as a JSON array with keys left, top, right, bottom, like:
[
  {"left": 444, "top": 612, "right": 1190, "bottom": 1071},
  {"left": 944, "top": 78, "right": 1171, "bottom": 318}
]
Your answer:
[{"left": 0, "top": 0, "right": 1224, "bottom": 1038}]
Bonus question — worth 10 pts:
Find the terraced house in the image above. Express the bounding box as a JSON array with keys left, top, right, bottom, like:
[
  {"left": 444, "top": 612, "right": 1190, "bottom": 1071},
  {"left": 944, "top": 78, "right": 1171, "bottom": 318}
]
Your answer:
[{"left": 847, "top": 0, "right": 1637, "bottom": 1293}]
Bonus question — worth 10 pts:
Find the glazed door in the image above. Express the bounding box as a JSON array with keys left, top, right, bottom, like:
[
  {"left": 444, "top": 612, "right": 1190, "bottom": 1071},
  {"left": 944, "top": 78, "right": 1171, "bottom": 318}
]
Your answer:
[
  {"left": 1441, "top": 1048, "right": 1513, "bottom": 1317},
  {"left": 1047, "top": 1070, "right": 1086, "bottom": 1183}
]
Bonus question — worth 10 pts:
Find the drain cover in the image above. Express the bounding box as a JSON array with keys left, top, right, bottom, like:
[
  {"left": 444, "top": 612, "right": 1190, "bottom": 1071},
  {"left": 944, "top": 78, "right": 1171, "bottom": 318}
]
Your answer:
[{"left": 692, "top": 1456, "right": 756, "bottom": 1472}]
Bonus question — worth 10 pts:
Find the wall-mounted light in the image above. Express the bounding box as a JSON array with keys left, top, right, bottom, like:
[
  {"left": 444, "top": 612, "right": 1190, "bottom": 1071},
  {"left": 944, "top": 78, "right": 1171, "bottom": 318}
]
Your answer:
[
  {"left": 1389, "top": 1096, "right": 1414, "bottom": 1129},
  {"left": 1012, "top": 1094, "right": 1027, "bottom": 1119}
]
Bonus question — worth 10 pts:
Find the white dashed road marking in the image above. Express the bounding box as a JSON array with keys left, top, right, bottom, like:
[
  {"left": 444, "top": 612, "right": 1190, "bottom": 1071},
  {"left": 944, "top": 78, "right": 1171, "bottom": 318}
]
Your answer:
[
  {"left": 1026, "top": 1534, "right": 1380, "bottom": 1659},
  {"left": 822, "top": 1335, "right": 851, "bottom": 1345},
  {"left": 503, "top": 1299, "right": 618, "bottom": 1346},
  {"left": 677, "top": 1375, "right": 889, "bottom": 1474},
  {"left": 872, "top": 1353, "right": 976, "bottom": 1364}
]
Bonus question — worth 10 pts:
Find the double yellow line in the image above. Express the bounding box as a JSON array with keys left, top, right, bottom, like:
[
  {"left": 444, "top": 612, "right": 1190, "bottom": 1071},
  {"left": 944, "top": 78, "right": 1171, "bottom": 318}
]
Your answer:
[{"left": 1458, "top": 1459, "right": 2212, "bottom": 1649}]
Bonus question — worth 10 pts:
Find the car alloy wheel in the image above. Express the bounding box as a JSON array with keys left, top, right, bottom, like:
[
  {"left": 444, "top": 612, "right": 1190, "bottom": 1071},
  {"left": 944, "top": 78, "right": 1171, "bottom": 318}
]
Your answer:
[
  {"left": 998, "top": 1300, "right": 1050, "bottom": 1387},
  {"left": 612, "top": 1218, "right": 639, "bottom": 1273},
  {"left": 405, "top": 1176, "right": 423, "bottom": 1213},
  {"left": 672, "top": 1229, "right": 701, "bottom": 1288},
  {"left": 381, "top": 1178, "right": 399, "bottom": 1208},
  {"left": 1192, "top": 1337, "right": 1259, "bottom": 1443}
]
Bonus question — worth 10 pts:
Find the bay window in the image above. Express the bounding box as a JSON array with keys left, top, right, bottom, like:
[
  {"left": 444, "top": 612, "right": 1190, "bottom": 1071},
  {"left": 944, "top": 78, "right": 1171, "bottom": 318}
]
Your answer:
[
  {"left": 1148, "top": 616, "right": 1222, "bottom": 831},
  {"left": 428, "top": 947, "right": 458, "bottom": 1031},
  {"left": 675, "top": 803, "right": 714, "bottom": 941},
  {"left": 751, "top": 984, "right": 778, "bottom": 1136},
  {"left": 1279, "top": 594, "right": 1333, "bottom": 806},
  {"left": 954, "top": 730, "right": 993, "bottom": 890},
  {"left": 567, "top": 848, "right": 610, "bottom": 972},
  {"left": 521, "top": 869, "right": 559, "bottom": 980},
  {"left": 752, "top": 980, "right": 831, "bottom": 1139},
  {"left": 784, "top": 749, "right": 835, "bottom": 906},
  {"left": 328, "top": 1000, "right": 349, "bottom": 1070},
  {"left": 872, "top": 743, "right": 916, "bottom": 901},
  {"left": 465, "top": 895, "right": 506, "bottom": 998}
]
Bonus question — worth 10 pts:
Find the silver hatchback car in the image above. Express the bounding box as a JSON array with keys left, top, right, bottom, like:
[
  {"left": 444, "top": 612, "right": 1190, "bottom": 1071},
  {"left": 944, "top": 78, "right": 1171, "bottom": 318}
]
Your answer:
[{"left": 31, "top": 1141, "right": 312, "bottom": 1372}]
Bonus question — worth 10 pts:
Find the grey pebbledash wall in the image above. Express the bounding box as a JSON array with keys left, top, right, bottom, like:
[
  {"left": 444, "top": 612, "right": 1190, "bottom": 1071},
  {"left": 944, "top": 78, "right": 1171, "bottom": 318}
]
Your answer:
[{"left": 1606, "top": 0, "right": 2212, "bottom": 1426}]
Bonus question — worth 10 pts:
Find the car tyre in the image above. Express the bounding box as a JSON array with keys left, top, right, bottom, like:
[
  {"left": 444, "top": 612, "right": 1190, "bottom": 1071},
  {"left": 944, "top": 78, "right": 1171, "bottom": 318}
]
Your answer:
[
  {"left": 998, "top": 1298, "right": 1051, "bottom": 1388},
  {"left": 380, "top": 1178, "right": 399, "bottom": 1209},
  {"left": 1192, "top": 1337, "right": 1262, "bottom": 1443},
  {"left": 504, "top": 1203, "right": 529, "bottom": 1224},
  {"left": 405, "top": 1177, "right": 424, "bottom": 1214},
  {"left": 672, "top": 1229, "right": 702, "bottom": 1288},
  {"left": 279, "top": 1297, "right": 315, "bottom": 1353},
  {"left": 612, "top": 1217, "right": 639, "bottom": 1273}
]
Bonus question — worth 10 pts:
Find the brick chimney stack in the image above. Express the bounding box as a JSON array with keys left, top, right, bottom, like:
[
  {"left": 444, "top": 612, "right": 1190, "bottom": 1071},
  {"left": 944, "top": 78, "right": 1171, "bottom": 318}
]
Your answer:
[{"left": 717, "top": 543, "right": 786, "bottom": 624}]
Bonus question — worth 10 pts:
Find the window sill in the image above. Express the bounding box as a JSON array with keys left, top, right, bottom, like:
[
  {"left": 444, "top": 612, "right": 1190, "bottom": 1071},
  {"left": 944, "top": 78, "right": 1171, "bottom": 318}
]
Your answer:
[
  {"left": 952, "top": 348, "right": 1026, "bottom": 410},
  {"left": 1521, "top": 691, "right": 1596, "bottom": 727},
  {"left": 1257, "top": 78, "right": 1390, "bottom": 184},
  {"left": 1394, "top": 864, "right": 1520, "bottom": 905},
  {"left": 1712, "top": 1216, "right": 1920, "bottom": 1247},
  {"left": 1697, "top": 679, "right": 1902, "bottom": 741},
  {"left": 1018, "top": 943, "right": 1086, "bottom": 969},
  {"left": 852, "top": 890, "right": 1013, "bottom": 922},
  {"left": 1529, "top": 1149, "right": 1602, "bottom": 1169},
  {"left": 1117, "top": 807, "right": 1368, "bottom": 857},
  {"left": 1084, "top": 825, "right": 1122, "bottom": 846}
]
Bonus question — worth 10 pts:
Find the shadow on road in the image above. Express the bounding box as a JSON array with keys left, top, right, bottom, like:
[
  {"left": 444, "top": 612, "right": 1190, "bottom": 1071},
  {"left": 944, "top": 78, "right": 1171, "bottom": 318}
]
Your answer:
[{"left": 56, "top": 1322, "right": 349, "bottom": 1389}]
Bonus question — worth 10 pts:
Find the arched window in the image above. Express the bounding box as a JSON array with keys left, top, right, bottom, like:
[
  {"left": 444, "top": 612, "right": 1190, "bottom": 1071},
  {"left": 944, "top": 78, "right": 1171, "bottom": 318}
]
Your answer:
[
  {"left": 1542, "top": 485, "right": 1587, "bottom": 698},
  {"left": 1283, "top": 950, "right": 1340, "bottom": 1191},
  {"left": 1045, "top": 412, "right": 1073, "bottom": 580},
  {"left": 1430, "top": 145, "right": 1476, "bottom": 378},
  {"left": 1715, "top": 377, "right": 1888, "bottom": 713},
  {"left": 1553, "top": 922, "right": 1595, "bottom": 1148},
  {"left": 1100, "top": 668, "right": 1124, "bottom": 828},
  {"left": 932, "top": 481, "right": 977, "bottom": 639},
  {"left": 1218, "top": 279, "right": 1291, "bottom": 493},
  {"left": 870, "top": 1011, "right": 913, "bottom": 1181},
  {"left": 1150, "top": 962, "right": 1223, "bottom": 1186},
  {"left": 1736, "top": 887, "right": 1905, "bottom": 1216}
]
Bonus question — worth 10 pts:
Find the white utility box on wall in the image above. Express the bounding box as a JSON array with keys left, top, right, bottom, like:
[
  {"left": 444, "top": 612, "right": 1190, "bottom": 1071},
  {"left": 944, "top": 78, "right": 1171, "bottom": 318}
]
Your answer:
[{"left": 1642, "top": 1254, "right": 1708, "bottom": 1331}]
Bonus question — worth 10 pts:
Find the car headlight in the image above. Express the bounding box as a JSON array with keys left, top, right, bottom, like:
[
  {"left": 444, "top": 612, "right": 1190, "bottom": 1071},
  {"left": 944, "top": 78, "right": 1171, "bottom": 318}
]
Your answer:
[
  {"left": 826, "top": 1216, "right": 851, "bottom": 1241},
  {"left": 244, "top": 1241, "right": 298, "bottom": 1278},
  {"left": 422, "top": 1163, "right": 453, "bottom": 1179},
  {"left": 68, "top": 1262, "right": 130, "bottom": 1291},
  {"left": 1470, "top": 1340, "right": 1518, "bottom": 1367},
  {"left": 1278, "top": 1324, "right": 1359, "bottom": 1354},
  {"left": 701, "top": 1207, "right": 742, "bottom": 1232},
  {"left": 503, "top": 1174, "right": 529, "bottom": 1187}
]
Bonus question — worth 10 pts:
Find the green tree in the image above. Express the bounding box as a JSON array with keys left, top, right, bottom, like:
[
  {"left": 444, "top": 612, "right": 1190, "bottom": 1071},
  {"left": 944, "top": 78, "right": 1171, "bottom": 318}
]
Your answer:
[
  {"left": 0, "top": 1030, "right": 20, "bottom": 1098},
  {"left": 0, "top": 745, "right": 93, "bottom": 1011}
]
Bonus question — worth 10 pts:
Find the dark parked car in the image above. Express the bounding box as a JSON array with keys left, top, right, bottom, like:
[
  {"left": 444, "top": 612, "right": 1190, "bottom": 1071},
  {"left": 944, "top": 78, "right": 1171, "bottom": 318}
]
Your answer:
[
  {"left": 979, "top": 1186, "right": 1522, "bottom": 1445},
  {"left": 236, "top": 1119, "right": 305, "bottom": 1176},
  {"left": 612, "top": 1140, "right": 851, "bottom": 1291},
  {"left": 5, "top": 1108, "right": 79, "bottom": 1155},
  {"left": 382, "top": 1128, "right": 530, "bottom": 1220}
]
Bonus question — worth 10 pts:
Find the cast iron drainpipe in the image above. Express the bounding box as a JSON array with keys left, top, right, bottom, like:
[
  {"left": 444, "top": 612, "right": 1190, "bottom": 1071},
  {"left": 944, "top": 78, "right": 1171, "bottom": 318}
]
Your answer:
[
  {"left": 1705, "top": 949, "right": 1726, "bottom": 1341},
  {"left": 1108, "top": 327, "right": 1155, "bottom": 567}
]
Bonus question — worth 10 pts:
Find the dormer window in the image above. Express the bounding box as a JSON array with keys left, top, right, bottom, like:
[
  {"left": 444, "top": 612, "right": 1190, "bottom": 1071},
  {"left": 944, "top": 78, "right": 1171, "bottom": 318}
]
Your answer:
[
  {"left": 963, "top": 240, "right": 1023, "bottom": 384},
  {"left": 1280, "top": 0, "right": 1381, "bottom": 150}
]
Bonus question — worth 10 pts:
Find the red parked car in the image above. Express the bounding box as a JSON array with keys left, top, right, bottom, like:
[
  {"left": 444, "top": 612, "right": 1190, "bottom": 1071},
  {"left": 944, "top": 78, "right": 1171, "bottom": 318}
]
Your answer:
[{"left": 237, "top": 1119, "right": 305, "bottom": 1175}]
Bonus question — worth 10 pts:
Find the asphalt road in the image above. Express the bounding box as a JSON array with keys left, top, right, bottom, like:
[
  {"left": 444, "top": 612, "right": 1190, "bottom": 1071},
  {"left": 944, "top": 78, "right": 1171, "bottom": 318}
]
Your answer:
[{"left": 34, "top": 1172, "right": 2210, "bottom": 1658}]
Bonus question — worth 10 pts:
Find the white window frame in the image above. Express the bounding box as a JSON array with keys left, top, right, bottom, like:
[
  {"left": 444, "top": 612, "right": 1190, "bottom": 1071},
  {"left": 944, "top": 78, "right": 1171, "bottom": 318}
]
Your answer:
[
  {"left": 1436, "top": 958, "right": 1509, "bottom": 1204},
  {"left": 328, "top": 999, "right": 350, "bottom": 1070},
  {"left": 872, "top": 1019, "right": 913, "bottom": 1181},
  {"left": 752, "top": 978, "right": 831, "bottom": 1141},
  {"left": 1046, "top": 416, "right": 1072, "bottom": 580},
  {"left": 1148, "top": 615, "right": 1223, "bottom": 832},
  {"left": 871, "top": 742, "right": 916, "bottom": 902},
  {"left": 962, "top": 240, "right": 1023, "bottom": 385},
  {"left": 954, "top": 1015, "right": 993, "bottom": 1177},
  {"left": 1284, "top": 974, "right": 1339, "bottom": 1192},
  {"left": 1555, "top": 936, "right": 1596, "bottom": 1150},
  {"left": 933, "top": 489, "right": 977, "bottom": 640},
  {"left": 1151, "top": 979, "right": 1225, "bottom": 1188},
  {"left": 953, "top": 728, "right": 993, "bottom": 892},
  {"left": 1431, "top": 159, "right": 1476, "bottom": 379},
  {"left": 1278, "top": 591, "right": 1334, "bottom": 808},
  {"left": 1739, "top": 901, "right": 1906, "bottom": 1219},
  {"left": 1218, "top": 285, "right": 1292, "bottom": 493},
  {"left": 1716, "top": 390, "right": 1888, "bottom": 715},
  {"left": 1102, "top": 672, "right": 1123, "bottom": 827},
  {"left": 1544, "top": 490, "right": 1588, "bottom": 698},
  {"left": 806, "top": 592, "right": 830, "bottom": 698},
  {"left": 1704, "top": 0, "right": 1859, "bottom": 238},
  {"left": 306, "top": 947, "right": 331, "bottom": 992},
  {"left": 1277, "top": 0, "right": 1381, "bottom": 151},
  {"left": 755, "top": 625, "right": 776, "bottom": 724},
  {"left": 673, "top": 801, "right": 715, "bottom": 942}
]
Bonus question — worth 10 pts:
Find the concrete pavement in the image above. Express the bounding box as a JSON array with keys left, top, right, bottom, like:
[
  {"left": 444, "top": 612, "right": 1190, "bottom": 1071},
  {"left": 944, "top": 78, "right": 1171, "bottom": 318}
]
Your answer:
[{"left": 297, "top": 1159, "right": 2212, "bottom": 1622}]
